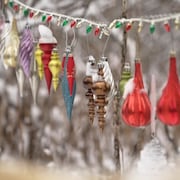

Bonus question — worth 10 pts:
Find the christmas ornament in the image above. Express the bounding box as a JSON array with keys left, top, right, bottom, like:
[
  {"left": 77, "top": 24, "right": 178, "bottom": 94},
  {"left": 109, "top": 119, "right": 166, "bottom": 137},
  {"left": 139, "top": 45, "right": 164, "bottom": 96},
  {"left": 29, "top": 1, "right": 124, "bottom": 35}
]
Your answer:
[
  {"left": 16, "top": 66, "right": 25, "bottom": 97},
  {"left": 119, "top": 62, "right": 132, "bottom": 97},
  {"left": 121, "top": 59, "right": 151, "bottom": 127},
  {"left": 29, "top": 57, "right": 39, "bottom": 104},
  {"left": 100, "top": 56, "right": 116, "bottom": 105},
  {"left": 61, "top": 46, "right": 76, "bottom": 120},
  {"left": 35, "top": 44, "right": 44, "bottom": 80},
  {"left": 3, "top": 18, "right": 19, "bottom": 68},
  {"left": 38, "top": 25, "right": 57, "bottom": 94},
  {"left": 92, "top": 62, "right": 110, "bottom": 131},
  {"left": 83, "top": 56, "right": 97, "bottom": 124},
  {"left": 49, "top": 48, "right": 61, "bottom": 91},
  {"left": 157, "top": 52, "right": 180, "bottom": 126},
  {"left": 137, "top": 138, "right": 167, "bottom": 175},
  {"left": 19, "top": 24, "right": 33, "bottom": 77}
]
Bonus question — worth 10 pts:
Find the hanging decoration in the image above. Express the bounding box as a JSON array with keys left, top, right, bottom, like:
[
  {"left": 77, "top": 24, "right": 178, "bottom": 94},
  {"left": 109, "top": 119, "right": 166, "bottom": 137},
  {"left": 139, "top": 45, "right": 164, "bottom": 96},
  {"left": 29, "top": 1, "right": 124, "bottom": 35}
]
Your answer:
[
  {"left": 38, "top": 25, "right": 57, "bottom": 94},
  {"left": 100, "top": 57, "right": 116, "bottom": 106},
  {"left": 92, "top": 62, "right": 110, "bottom": 131},
  {"left": 19, "top": 24, "right": 34, "bottom": 77},
  {"left": 29, "top": 55, "right": 40, "bottom": 104},
  {"left": 61, "top": 46, "right": 76, "bottom": 120},
  {"left": 3, "top": 18, "right": 19, "bottom": 68},
  {"left": 119, "top": 62, "right": 132, "bottom": 97},
  {"left": 49, "top": 48, "right": 61, "bottom": 91},
  {"left": 35, "top": 44, "right": 44, "bottom": 80},
  {"left": 157, "top": 52, "right": 180, "bottom": 126},
  {"left": 83, "top": 56, "right": 97, "bottom": 124},
  {"left": 121, "top": 59, "right": 151, "bottom": 127},
  {"left": 16, "top": 66, "right": 25, "bottom": 97}
]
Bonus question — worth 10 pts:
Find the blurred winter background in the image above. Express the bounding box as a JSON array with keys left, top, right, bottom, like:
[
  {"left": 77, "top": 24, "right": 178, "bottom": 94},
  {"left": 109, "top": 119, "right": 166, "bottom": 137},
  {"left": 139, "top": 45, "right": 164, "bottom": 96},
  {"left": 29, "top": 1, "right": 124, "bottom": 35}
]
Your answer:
[{"left": 0, "top": 0, "right": 180, "bottom": 178}]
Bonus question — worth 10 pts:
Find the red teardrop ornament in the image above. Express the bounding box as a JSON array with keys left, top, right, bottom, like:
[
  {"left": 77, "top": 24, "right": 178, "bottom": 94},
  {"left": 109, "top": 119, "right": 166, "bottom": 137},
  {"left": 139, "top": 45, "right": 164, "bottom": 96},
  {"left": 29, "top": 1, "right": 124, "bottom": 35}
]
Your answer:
[
  {"left": 121, "top": 60, "right": 151, "bottom": 127},
  {"left": 39, "top": 43, "right": 56, "bottom": 94},
  {"left": 157, "top": 54, "right": 180, "bottom": 125},
  {"left": 66, "top": 54, "right": 75, "bottom": 96}
]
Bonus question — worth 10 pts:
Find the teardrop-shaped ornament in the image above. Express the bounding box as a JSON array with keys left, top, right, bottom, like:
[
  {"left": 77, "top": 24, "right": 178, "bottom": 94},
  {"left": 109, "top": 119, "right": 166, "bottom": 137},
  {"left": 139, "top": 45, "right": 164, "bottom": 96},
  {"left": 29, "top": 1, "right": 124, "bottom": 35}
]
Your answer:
[
  {"left": 157, "top": 52, "right": 180, "bottom": 125},
  {"left": 121, "top": 59, "right": 151, "bottom": 127}
]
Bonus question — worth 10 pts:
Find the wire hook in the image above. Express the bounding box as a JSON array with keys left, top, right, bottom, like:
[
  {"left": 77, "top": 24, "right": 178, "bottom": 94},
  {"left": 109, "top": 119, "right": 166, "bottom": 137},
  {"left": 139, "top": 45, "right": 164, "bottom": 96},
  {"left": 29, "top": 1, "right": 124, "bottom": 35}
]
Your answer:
[{"left": 65, "top": 28, "right": 76, "bottom": 52}]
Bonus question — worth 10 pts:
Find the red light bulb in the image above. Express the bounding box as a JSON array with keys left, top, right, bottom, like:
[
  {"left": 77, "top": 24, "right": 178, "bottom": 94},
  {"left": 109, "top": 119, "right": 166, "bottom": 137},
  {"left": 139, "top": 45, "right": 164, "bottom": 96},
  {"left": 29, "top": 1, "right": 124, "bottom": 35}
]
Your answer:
[
  {"left": 47, "top": 15, "right": 52, "bottom": 23},
  {"left": 29, "top": 11, "right": 34, "bottom": 18},
  {"left": 126, "top": 22, "right": 132, "bottom": 32},
  {"left": 164, "top": 22, "right": 170, "bottom": 32},
  {"left": 70, "top": 20, "right": 76, "bottom": 28},
  {"left": 94, "top": 27, "right": 100, "bottom": 36},
  {"left": 13, "top": 4, "right": 19, "bottom": 12}
]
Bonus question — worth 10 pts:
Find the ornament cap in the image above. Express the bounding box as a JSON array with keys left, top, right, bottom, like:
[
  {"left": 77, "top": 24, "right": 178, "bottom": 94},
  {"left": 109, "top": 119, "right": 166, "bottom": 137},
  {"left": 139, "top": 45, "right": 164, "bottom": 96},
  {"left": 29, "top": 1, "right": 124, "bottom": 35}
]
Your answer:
[{"left": 170, "top": 50, "right": 176, "bottom": 57}]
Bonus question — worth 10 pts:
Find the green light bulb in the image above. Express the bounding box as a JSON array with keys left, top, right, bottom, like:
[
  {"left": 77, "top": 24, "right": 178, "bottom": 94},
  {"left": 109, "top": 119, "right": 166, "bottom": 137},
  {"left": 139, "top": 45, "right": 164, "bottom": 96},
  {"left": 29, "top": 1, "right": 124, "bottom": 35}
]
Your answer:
[
  {"left": 42, "top": 15, "right": 47, "bottom": 22},
  {"left": 115, "top": 21, "right": 123, "bottom": 28},
  {"left": 86, "top": 25, "right": 92, "bottom": 34},
  {"left": 62, "top": 19, "right": 68, "bottom": 26},
  {"left": 9, "top": 0, "right": 14, "bottom": 8},
  {"left": 150, "top": 23, "right": 155, "bottom": 34},
  {"left": 23, "top": 9, "right": 29, "bottom": 17}
]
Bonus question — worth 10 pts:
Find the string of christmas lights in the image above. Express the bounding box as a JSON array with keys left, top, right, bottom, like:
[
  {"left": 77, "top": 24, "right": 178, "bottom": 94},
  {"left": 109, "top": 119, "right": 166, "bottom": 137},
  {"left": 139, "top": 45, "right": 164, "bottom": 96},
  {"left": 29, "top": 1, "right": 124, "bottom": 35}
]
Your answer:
[{"left": 7, "top": 0, "right": 180, "bottom": 36}]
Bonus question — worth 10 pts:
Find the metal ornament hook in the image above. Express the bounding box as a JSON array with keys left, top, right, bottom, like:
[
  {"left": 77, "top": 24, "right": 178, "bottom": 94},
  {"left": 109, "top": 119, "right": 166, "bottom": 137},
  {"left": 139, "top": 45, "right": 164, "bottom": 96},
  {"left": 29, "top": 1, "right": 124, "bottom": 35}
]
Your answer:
[{"left": 65, "top": 28, "right": 76, "bottom": 52}]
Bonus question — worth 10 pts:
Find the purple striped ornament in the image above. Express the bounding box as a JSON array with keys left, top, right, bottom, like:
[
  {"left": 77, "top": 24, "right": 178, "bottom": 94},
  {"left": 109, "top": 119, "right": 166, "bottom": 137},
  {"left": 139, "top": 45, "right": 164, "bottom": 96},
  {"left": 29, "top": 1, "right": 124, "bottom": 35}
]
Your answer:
[{"left": 19, "top": 26, "right": 34, "bottom": 77}]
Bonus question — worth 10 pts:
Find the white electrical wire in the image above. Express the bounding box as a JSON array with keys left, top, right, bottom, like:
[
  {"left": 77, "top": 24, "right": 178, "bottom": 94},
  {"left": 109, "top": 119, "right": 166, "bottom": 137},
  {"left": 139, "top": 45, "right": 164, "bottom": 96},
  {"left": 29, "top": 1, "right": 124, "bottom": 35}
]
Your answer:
[
  {"left": 12, "top": 0, "right": 107, "bottom": 28},
  {"left": 10, "top": 0, "right": 180, "bottom": 31}
]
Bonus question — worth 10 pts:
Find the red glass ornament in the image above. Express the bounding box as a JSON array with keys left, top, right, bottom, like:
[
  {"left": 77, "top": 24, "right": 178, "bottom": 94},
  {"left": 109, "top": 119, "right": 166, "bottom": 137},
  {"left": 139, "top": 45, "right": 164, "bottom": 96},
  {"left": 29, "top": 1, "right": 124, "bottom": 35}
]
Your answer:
[
  {"left": 62, "top": 53, "right": 76, "bottom": 96},
  {"left": 39, "top": 43, "right": 56, "bottom": 94},
  {"left": 70, "top": 20, "right": 76, "bottom": 28},
  {"left": 29, "top": 11, "right": 34, "bottom": 18},
  {"left": 126, "top": 22, "right": 132, "bottom": 32},
  {"left": 94, "top": 27, "right": 100, "bottom": 36},
  {"left": 164, "top": 22, "right": 171, "bottom": 32},
  {"left": 47, "top": 15, "right": 52, "bottom": 23},
  {"left": 121, "top": 60, "right": 151, "bottom": 127},
  {"left": 157, "top": 54, "right": 180, "bottom": 125}
]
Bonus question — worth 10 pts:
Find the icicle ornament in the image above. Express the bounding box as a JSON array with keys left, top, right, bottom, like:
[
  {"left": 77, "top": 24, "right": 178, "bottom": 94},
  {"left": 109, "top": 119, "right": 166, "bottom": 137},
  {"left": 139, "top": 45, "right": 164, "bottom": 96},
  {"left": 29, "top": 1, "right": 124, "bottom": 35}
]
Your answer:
[
  {"left": 137, "top": 138, "right": 167, "bottom": 175},
  {"left": 157, "top": 52, "right": 180, "bottom": 125},
  {"left": 16, "top": 66, "right": 25, "bottom": 97},
  {"left": 38, "top": 25, "right": 57, "bottom": 94},
  {"left": 121, "top": 59, "right": 151, "bottom": 127},
  {"left": 49, "top": 48, "right": 61, "bottom": 91},
  {"left": 100, "top": 57, "right": 116, "bottom": 105},
  {"left": 29, "top": 57, "right": 39, "bottom": 104},
  {"left": 61, "top": 46, "right": 76, "bottom": 120},
  {"left": 83, "top": 56, "right": 97, "bottom": 124},
  {"left": 3, "top": 18, "right": 19, "bottom": 68},
  {"left": 35, "top": 44, "right": 44, "bottom": 80},
  {"left": 92, "top": 62, "right": 110, "bottom": 131},
  {"left": 19, "top": 24, "right": 34, "bottom": 77}
]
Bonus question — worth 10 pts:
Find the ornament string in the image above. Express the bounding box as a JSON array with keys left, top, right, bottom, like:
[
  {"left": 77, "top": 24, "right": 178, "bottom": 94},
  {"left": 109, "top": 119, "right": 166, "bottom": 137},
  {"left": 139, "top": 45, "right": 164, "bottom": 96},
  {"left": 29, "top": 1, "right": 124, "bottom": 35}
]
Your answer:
[{"left": 102, "top": 35, "right": 110, "bottom": 57}]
